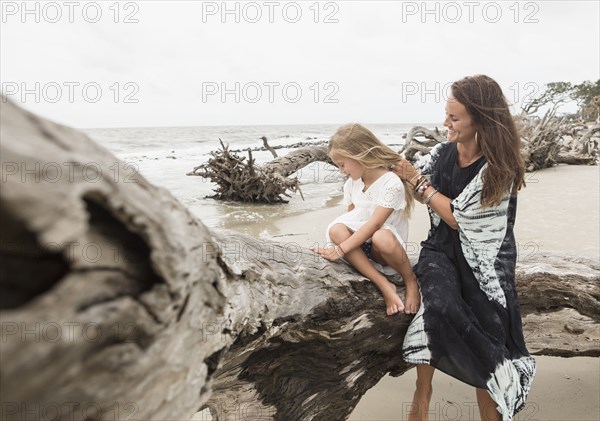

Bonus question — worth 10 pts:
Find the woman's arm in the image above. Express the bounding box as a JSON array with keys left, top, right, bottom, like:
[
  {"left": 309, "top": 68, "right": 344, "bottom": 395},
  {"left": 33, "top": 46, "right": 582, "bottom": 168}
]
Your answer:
[
  {"left": 393, "top": 159, "right": 459, "bottom": 230},
  {"left": 420, "top": 185, "right": 459, "bottom": 230}
]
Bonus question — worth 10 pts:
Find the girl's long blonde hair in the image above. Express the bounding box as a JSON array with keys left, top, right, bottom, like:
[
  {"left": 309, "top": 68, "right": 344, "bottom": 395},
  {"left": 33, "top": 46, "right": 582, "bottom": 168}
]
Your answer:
[{"left": 328, "top": 123, "right": 414, "bottom": 217}]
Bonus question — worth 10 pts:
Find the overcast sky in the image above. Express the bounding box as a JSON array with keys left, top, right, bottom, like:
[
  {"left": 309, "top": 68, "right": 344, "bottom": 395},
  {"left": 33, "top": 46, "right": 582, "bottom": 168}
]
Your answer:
[{"left": 1, "top": 0, "right": 599, "bottom": 128}]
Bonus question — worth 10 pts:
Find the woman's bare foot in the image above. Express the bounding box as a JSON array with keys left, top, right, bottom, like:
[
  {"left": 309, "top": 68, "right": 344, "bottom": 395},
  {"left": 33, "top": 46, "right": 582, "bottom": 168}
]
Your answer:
[
  {"left": 408, "top": 382, "right": 433, "bottom": 421},
  {"left": 404, "top": 276, "right": 421, "bottom": 314},
  {"left": 379, "top": 281, "right": 405, "bottom": 315}
]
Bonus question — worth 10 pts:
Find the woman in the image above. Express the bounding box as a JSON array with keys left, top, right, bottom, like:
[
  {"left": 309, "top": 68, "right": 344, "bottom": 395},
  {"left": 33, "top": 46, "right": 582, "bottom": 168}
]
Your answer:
[{"left": 395, "top": 75, "right": 536, "bottom": 421}]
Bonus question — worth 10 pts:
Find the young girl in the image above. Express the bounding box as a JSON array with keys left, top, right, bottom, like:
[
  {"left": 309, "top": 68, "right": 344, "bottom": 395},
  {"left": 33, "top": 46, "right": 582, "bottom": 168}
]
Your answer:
[{"left": 311, "top": 123, "right": 420, "bottom": 316}]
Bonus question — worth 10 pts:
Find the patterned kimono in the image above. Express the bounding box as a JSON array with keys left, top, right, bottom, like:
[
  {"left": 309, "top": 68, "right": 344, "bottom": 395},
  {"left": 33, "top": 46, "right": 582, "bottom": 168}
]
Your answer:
[{"left": 402, "top": 142, "right": 536, "bottom": 421}]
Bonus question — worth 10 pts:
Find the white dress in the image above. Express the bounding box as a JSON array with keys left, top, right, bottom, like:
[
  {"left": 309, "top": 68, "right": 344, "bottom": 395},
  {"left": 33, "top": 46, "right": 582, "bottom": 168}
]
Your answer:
[{"left": 325, "top": 171, "right": 409, "bottom": 275}]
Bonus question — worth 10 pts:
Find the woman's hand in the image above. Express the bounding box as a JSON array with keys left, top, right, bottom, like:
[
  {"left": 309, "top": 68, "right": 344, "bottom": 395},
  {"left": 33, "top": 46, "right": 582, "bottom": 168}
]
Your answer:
[
  {"left": 393, "top": 158, "right": 419, "bottom": 183},
  {"left": 310, "top": 246, "right": 344, "bottom": 261}
]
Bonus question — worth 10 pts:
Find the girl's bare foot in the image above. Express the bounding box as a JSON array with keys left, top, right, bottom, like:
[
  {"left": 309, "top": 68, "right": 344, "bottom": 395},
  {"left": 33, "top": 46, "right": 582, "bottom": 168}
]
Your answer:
[
  {"left": 408, "top": 382, "right": 433, "bottom": 421},
  {"left": 380, "top": 281, "right": 405, "bottom": 315},
  {"left": 404, "top": 277, "right": 421, "bottom": 314}
]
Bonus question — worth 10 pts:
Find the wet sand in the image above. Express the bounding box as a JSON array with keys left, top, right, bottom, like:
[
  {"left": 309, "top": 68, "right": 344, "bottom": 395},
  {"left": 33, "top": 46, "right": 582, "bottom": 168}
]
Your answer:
[{"left": 349, "top": 356, "right": 599, "bottom": 421}]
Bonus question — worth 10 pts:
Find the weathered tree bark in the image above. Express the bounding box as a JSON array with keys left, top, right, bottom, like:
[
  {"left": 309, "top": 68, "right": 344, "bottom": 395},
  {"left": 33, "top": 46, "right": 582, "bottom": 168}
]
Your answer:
[
  {"left": 518, "top": 112, "right": 565, "bottom": 171},
  {"left": 261, "top": 145, "right": 330, "bottom": 178},
  {"left": 0, "top": 99, "right": 228, "bottom": 420},
  {"left": 187, "top": 141, "right": 330, "bottom": 203},
  {"left": 559, "top": 124, "right": 600, "bottom": 164},
  {"left": 1, "top": 100, "right": 598, "bottom": 421},
  {"left": 516, "top": 252, "right": 599, "bottom": 357}
]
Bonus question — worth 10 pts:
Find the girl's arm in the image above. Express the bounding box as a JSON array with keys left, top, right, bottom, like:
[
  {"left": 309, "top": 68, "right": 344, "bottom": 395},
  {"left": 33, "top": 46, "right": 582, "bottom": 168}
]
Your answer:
[
  {"left": 338, "top": 206, "right": 393, "bottom": 253},
  {"left": 311, "top": 205, "right": 393, "bottom": 261}
]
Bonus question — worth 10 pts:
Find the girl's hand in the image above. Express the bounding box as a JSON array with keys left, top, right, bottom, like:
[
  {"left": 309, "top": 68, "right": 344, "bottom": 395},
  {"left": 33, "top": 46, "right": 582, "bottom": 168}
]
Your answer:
[
  {"left": 393, "top": 158, "right": 419, "bottom": 182},
  {"left": 310, "top": 246, "right": 344, "bottom": 261}
]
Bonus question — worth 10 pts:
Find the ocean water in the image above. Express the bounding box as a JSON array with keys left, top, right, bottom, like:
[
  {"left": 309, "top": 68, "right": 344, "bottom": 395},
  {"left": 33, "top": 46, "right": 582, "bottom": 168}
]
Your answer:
[{"left": 82, "top": 123, "right": 435, "bottom": 231}]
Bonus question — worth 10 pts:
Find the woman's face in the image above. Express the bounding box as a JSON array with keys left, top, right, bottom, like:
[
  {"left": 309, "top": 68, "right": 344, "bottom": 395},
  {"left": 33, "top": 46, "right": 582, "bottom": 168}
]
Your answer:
[
  {"left": 444, "top": 95, "right": 477, "bottom": 144},
  {"left": 329, "top": 151, "right": 364, "bottom": 180}
]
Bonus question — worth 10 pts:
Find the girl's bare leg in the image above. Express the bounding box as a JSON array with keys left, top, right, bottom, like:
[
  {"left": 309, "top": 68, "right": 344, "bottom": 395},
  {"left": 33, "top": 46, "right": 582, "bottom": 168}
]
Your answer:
[
  {"left": 329, "top": 224, "right": 405, "bottom": 315},
  {"left": 408, "top": 364, "right": 435, "bottom": 421},
  {"left": 476, "top": 388, "right": 502, "bottom": 421},
  {"left": 370, "top": 229, "right": 420, "bottom": 314}
]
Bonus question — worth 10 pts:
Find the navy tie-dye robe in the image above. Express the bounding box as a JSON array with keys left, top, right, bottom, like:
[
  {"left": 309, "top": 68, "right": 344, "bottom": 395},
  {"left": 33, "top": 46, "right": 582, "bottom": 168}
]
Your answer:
[{"left": 402, "top": 142, "right": 536, "bottom": 421}]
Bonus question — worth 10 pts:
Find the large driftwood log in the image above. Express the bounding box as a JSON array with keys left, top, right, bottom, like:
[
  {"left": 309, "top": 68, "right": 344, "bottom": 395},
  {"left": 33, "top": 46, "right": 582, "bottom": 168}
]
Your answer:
[
  {"left": 518, "top": 113, "right": 565, "bottom": 171},
  {"left": 517, "top": 253, "right": 599, "bottom": 357},
  {"left": 1, "top": 100, "right": 599, "bottom": 421},
  {"left": 187, "top": 141, "right": 330, "bottom": 203},
  {"left": 557, "top": 124, "right": 600, "bottom": 164},
  {"left": 517, "top": 113, "right": 599, "bottom": 171},
  {"left": 0, "top": 99, "right": 227, "bottom": 420}
]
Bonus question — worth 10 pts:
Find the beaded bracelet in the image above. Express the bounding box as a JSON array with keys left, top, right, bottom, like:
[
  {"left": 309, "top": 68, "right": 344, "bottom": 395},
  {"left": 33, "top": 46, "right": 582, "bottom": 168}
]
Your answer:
[
  {"left": 413, "top": 177, "right": 428, "bottom": 193},
  {"left": 337, "top": 243, "right": 346, "bottom": 255},
  {"left": 417, "top": 182, "right": 432, "bottom": 196},
  {"left": 424, "top": 189, "right": 439, "bottom": 204},
  {"left": 334, "top": 245, "right": 344, "bottom": 258}
]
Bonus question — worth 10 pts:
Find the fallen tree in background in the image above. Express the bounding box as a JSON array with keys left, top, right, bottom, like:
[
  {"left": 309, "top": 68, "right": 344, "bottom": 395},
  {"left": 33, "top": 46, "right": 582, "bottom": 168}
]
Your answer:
[{"left": 187, "top": 140, "right": 331, "bottom": 203}]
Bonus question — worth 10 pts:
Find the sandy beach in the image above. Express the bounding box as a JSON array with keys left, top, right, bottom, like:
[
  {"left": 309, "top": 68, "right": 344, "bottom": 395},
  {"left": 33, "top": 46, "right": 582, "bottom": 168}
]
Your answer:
[{"left": 218, "top": 164, "right": 599, "bottom": 421}]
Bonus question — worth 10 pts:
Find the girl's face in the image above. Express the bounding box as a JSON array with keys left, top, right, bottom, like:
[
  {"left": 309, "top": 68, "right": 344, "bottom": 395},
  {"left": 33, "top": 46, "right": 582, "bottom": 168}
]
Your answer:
[
  {"left": 329, "top": 150, "right": 364, "bottom": 180},
  {"left": 444, "top": 95, "right": 477, "bottom": 144}
]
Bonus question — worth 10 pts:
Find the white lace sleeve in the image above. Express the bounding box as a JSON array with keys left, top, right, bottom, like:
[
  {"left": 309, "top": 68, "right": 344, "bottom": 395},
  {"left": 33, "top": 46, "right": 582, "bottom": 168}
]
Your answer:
[{"left": 377, "top": 175, "right": 405, "bottom": 210}]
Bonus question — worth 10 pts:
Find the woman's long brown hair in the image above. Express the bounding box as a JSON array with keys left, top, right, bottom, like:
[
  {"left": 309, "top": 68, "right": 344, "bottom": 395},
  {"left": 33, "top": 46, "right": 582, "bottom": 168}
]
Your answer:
[{"left": 452, "top": 75, "right": 526, "bottom": 206}]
